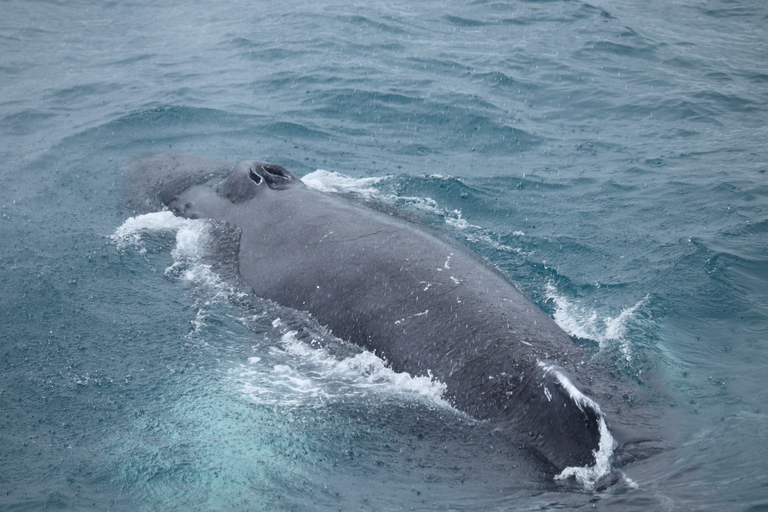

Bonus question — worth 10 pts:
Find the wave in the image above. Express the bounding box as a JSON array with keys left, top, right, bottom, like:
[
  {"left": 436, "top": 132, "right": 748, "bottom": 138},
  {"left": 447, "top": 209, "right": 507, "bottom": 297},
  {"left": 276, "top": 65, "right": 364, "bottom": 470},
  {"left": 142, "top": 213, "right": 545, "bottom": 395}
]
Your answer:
[
  {"left": 544, "top": 282, "right": 649, "bottom": 364},
  {"left": 235, "top": 328, "right": 448, "bottom": 408}
]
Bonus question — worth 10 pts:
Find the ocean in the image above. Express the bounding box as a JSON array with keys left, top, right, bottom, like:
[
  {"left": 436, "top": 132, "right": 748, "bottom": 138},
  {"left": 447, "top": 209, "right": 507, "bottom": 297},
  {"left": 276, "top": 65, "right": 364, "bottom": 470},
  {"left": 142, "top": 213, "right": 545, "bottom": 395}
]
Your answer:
[{"left": 1, "top": 0, "right": 767, "bottom": 510}]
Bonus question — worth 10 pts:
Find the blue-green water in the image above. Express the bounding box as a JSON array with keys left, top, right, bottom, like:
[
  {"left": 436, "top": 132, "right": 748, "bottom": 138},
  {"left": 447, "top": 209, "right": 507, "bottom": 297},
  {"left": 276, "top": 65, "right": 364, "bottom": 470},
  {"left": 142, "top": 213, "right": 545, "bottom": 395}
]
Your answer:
[{"left": 2, "top": 0, "right": 767, "bottom": 510}]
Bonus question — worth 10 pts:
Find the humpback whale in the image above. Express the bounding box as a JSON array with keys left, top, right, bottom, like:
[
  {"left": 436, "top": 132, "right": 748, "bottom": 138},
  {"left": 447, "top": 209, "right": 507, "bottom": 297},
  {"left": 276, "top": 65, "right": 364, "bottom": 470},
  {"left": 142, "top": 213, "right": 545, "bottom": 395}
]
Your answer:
[{"left": 124, "top": 153, "right": 613, "bottom": 476}]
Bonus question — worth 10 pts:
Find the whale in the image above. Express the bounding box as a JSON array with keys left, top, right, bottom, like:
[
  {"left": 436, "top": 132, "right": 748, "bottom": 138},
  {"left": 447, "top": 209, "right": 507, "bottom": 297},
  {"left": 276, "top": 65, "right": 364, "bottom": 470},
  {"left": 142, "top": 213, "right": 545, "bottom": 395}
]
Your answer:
[{"left": 124, "top": 153, "right": 613, "bottom": 475}]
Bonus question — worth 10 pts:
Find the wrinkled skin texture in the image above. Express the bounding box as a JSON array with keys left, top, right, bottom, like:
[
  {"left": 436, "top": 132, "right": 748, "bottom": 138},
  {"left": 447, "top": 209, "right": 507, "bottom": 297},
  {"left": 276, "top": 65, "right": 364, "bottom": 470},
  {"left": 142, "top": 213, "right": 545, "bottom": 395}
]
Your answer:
[{"left": 126, "top": 153, "right": 607, "bottom": 471}]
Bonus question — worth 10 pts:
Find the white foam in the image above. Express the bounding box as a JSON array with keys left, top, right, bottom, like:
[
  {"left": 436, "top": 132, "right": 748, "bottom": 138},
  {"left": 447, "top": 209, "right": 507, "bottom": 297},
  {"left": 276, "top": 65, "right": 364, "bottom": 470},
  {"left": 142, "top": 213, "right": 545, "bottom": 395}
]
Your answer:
[
  {"left": 464, "top": 232, "right": 523, "bottom": 254},
  {"left": 110, "top": 211, "right": 195, "bottom": 254},
  {"left": 545, "top": 283, "right": 648, "bottom": 362},
  {"left": 444, "top": 212, "right": 476, "bottom": 230},
  {"left": 622, "top": 472, "right": 640, "bottom": 489},
  {"left": 303, "top": 169, "right": 477, "bottom": 231},
  {"left": 235, "top": 329, "right": 448, "bottom": 408},
  {"left": 538, "top": 362, "right": 616, "bottom": 489},
  {"left": 112, "top": 212, "right": 214, "bottom": 280},
  {"left": 111, "top": 212, "right": 239, "bottom": 332},
  {"left": 302, "top": 169, "right": 385, "bottom": 198}
]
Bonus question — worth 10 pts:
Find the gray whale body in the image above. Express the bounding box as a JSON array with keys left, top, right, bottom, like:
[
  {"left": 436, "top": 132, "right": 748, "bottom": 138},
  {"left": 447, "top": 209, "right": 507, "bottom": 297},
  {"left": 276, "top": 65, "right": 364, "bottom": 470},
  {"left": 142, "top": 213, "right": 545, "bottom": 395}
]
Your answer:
[{"left": 126, "top": 153, "right": 611, "bottom": 473}]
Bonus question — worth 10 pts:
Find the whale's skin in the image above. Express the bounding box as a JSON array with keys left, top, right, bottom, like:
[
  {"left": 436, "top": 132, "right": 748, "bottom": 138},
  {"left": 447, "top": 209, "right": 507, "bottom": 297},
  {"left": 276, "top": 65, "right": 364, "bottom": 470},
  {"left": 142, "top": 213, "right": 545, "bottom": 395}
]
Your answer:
[{"left": 125, "top": 153, "right": 607, "bottom": 471}]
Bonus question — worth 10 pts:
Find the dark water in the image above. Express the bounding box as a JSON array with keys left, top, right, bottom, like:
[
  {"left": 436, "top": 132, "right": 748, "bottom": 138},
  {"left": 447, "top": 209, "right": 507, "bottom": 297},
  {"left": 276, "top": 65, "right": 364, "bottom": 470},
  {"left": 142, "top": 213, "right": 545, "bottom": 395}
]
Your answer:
[{"left": 2, "top": 0, "right": 767, "bottom": 510}]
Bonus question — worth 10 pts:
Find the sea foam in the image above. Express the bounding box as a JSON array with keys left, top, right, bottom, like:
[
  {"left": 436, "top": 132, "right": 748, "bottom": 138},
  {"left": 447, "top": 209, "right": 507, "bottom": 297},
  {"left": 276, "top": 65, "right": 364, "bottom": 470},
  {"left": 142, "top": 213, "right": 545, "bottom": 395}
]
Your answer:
[{"left": 545, "top": 283, "right": 648, "bottom": 363}]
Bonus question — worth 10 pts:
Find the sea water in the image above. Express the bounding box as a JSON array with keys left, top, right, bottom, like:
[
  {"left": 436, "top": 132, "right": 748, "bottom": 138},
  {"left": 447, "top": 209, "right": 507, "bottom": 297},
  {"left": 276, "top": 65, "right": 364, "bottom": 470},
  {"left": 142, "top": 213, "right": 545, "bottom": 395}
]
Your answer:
[{"left": 1, "top": 0, "right": 767, "bottom": 510}]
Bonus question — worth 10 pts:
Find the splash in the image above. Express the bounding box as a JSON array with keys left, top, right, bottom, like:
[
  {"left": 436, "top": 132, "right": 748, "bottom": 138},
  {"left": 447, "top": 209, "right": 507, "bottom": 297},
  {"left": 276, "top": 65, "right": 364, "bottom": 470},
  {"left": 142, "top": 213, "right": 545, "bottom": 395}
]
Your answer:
[
  {"left": 302, "top": 169, "right": 385, "bottom": 198},
  {"left": 111, "top": 212, "right": 240, "bottom": 332},
  {"left": 110, "top": 211, "right": 196, "bottom": 254},
  {"left": 303, "top": 169, "right": 474, "bottom": 230},
  {"left": 465, "top": 232, "right": 523, "bottom": 254},
  {"left": 235, "top": 329, "right": 449, "bottom": 408},
  {"left": 544, "top": 283, "right": 648, "bottom": 362},
  {"left": 111, "top": 211, "right": 219, "bottom": 283}
]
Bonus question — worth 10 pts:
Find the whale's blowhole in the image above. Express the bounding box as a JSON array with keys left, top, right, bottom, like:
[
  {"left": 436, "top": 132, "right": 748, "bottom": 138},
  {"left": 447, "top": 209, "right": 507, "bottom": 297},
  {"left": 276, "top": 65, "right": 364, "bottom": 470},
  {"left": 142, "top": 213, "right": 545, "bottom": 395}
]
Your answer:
[
  {"left": 248, "top": 168, "right": 263, "bottom": 185},
  {"left": 261, "top": 163, "right": 291, "bottom": 181}
]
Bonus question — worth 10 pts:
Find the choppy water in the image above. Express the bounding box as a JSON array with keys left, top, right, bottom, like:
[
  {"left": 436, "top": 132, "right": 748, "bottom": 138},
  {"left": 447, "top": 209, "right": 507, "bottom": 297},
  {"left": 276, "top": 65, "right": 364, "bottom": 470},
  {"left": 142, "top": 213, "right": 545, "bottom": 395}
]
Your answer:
[{"left": 2, "top": 0, "right": 767, "bottom": 510}]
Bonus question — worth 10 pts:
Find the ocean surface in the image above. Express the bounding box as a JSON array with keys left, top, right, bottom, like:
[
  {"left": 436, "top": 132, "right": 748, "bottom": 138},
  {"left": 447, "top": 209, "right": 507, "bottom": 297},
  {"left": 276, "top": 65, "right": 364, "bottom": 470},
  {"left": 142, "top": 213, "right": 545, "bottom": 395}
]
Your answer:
[{"left": 1, "top": 0, "right": 767, "bottom": 510}]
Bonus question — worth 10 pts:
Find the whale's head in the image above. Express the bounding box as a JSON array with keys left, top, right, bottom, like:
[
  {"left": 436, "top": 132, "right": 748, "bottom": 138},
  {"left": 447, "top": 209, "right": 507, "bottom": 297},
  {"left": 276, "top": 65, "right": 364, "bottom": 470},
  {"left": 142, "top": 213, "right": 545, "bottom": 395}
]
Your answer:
[{"left": 124, "top": 154, "right": 303, "bottom": 214}]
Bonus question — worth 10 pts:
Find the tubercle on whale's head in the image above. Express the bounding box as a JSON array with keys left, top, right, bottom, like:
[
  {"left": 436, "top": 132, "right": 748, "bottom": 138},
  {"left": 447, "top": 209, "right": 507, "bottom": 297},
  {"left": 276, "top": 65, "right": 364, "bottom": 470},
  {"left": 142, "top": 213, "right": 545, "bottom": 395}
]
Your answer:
[{"left": 216, "top": 160, "right": 304, "bottom": 203}]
